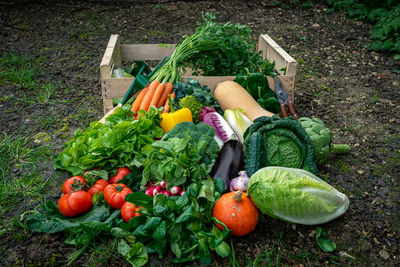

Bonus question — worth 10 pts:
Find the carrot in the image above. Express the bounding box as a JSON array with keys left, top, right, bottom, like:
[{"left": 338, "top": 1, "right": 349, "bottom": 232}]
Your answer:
[
  {"left": 156, "top": 82, "right": 174, "bottom": 108},
  {"left": 139, "top": 80, "right": 160, "bottom": 112},
  {"left": 163, "top": 93, "right": 176, "bottom": 113},
  {"left": 131, "top": 86, "right": 149, "bottom": 113},
  {"left": 150, "top": 82, "right": 166, "bottom": 108}
]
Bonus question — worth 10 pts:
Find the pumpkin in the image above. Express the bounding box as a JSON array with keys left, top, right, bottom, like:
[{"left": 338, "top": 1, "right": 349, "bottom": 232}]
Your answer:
[{"left": 212, "top": 190, "right": 258, "bottom": 236}]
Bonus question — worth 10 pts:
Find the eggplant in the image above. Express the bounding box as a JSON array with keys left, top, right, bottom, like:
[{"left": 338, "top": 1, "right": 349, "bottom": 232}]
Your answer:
[{"left": 211, "top": 139, "right": 243, "bottom": 193}]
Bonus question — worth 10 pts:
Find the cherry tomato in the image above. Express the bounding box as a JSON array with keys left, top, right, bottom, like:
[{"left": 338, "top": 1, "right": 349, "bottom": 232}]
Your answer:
[
  {"left": 120, "top": 202, "right": 143, "bottom": 223},
  {"left": 87, "top": 179, "right": 109, "bottom": 197},
  {"left": 109, "top": 167, "right": 131, "bottom": 184},
  {"left": 103, "top": 183, "right": 132, "bottom": 209},
  {"left": 58, "top": 191, "right": 92, "bottom": 217},
  {"left": 62, "top": 176, "right": 87, "bottom": 194}
]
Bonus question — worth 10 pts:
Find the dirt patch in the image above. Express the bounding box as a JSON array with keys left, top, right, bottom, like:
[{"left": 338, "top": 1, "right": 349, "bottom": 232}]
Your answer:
[{"left": 0, "top": 0, "right": 399, "bottom": 266}]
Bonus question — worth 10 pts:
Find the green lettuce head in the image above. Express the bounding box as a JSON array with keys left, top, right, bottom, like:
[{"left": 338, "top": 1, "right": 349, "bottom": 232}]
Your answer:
[{"left": 247, "top": 166, "right": 349, "bottom": 225}]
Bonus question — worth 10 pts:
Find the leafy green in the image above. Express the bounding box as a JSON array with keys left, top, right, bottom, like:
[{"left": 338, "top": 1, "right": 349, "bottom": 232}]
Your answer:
[
  {"left": 26, "top": 200, "right": 112, "bottom": 233},
  {"left": 54, "top": 105, "right": 163, "bottom": 175},
  {"left": 118, "top": 240, "right": 148, "bottom": 267},
  {"left": 316, "top": 227, "right": 337, "bottom": 252},
  {"left": 141, "top": 122, "right": 219, "bottom": 188},
  {"left": 118, "top": 178, "right": 231, "bottom": 264},
  {"left": 172, "top": 79, "right": 222, "bottom": 115},
  {"left": 247, "top": 166, "right": 350, "bottom": 225},
  {"left": 328, "top": 0, "right": 400, "bottom": 56},
  {"left": 181, "top": 12, "right": 275, "bottom": 76},
  {"left": 26, "top": 201, "right": 122, "bottom": 265},
  {"left": 243, "top": 116, "right": 319, "bottom": 176}
]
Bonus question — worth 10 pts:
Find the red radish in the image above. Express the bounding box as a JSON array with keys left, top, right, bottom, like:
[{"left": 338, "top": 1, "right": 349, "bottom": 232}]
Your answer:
[
  {"left": 145, "top": 187, "right": 154, "bottom": 196},
  {"left": 145, "top": 182, "right": 154, "bottom": 188},
  {"left": 180, "top": 191, "right": 186, "bottom": 196},
  {"left": 170, "top": 186, "right": 181, "bottom": 196},
  {"left": 153, "top": 185, "right": 162, "bottom": 196},
  {"left": 160, "top": 180, "right": 167, "bottom": 189}
]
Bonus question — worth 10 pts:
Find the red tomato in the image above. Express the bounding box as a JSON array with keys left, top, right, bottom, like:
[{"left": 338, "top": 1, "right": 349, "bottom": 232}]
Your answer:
[
  {"left": 62, "top": 176, "right": 87, "bottom": 194},
  {"left": 103, "top": 183, "right": 133, "bottom": 209},
  {"left": 108, "top": 167, "right": 131, "bottom": 184},
  {"left": 87, "top": 179, "right": 109, "bottom": 197},
  {"left": 120, "top": 202, "right": 143, "bottom": 223},
  {"left": 58, "top": 191, "right": 92, "bottom": 217}
]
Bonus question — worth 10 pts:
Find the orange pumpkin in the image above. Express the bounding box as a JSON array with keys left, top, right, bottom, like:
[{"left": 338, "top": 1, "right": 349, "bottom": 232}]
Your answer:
[{"left": 212, "top": 190, "right": 258, "bottom": 236}]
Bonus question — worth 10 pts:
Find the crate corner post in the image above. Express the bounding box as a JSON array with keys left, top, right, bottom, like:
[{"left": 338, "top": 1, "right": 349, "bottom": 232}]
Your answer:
[{"left": 100, "top": 34, "right": 121, "bottom": 114}]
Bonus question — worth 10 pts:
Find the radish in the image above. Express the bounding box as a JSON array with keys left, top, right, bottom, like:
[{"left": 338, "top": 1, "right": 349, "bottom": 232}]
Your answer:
[
  {"left": 160, "top": 180, "right": 167, "bottom": 189},
  {"left": 145, "top": 182, "right": 154, "bottom": 188},
  {"left": 145, "top": 187, "right": 154, "bottom": 197},
  {"left": 153, "top": 185, "right": 162, "bottom": 196},
  {"left": 179, "top": 191, "right": 186, "bottom": 196},
  {"left": 170, "top": 186, "right": 181, "bottom": 196}
]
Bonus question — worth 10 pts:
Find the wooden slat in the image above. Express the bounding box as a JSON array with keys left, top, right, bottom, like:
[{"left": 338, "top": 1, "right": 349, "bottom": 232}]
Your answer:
[
  {"left": 102, "top": 78, "right": 134, "bottom": 98},
  {"left": 258, "top": 34, "right": 297, "bottom": 76},
  {"left": 100, "top": 34, "right": 121, "bottom": 79},
  {"left": 121, "top": 44, "right": 175, "bottom": 61},
  {"left": 103, "top": 98, "right": 114, "bottom": 114}
]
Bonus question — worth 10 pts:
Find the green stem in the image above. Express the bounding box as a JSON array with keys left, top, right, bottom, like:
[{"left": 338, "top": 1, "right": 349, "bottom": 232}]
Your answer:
[
  {"left": 167, "top": 94, "right": 175, "bottom": 113},
  {"left": 330, "top": 144, "right": 351, "bottom": 154}
]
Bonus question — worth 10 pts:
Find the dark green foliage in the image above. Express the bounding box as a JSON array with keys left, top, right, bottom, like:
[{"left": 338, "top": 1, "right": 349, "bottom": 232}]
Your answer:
[
  {"left": 122, "top": 179, "right": 231, "bottom": 264},
  {"left": 243, "top": 116, "right": 318, "bottom": 176},
  {"left": 181, "top": 13, "right": 275, "bottom": 75},
  {"left": 141, "top": 122, "right": 220, "bottom": 187},
  {"left": 329, "top": 0, "right": 400, "bottom": 56},
  {"left": 172, "top": 79, "right": 222, "bottom": 114}
]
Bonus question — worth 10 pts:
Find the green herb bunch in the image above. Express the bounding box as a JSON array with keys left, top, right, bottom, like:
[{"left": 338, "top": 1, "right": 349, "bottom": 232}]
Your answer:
[{"left": 181, "top": 12, "right": 273, "bottom": 75}]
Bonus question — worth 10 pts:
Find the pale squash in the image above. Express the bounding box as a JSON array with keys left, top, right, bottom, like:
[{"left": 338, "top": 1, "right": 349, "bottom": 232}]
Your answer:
[{"left": 214, "top": 81, "right": 274, "bottom": 121}]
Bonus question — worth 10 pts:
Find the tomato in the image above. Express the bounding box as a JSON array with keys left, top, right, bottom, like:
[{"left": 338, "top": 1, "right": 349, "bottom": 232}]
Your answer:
[
  {"left": 108, "top": 167, "right": 131, "bottom": 184},
  {"left": 58, "top": 191, "right": 92, "bottom": 217},
  {"left": 120, "top": 202, "right": 143, "bottom": 223},
  {"left": 88, "top": 179, "right": 109, "bottom": 197},
  {"left": 103, "top": 183, "right": 133, "bottom": 209},
  {"left": 62, "top": 176, "right": 87, "bottom": 194}
]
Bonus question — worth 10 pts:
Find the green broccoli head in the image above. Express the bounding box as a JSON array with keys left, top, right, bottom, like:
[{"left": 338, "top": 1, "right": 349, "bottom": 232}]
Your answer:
[{"left": 179, "top": 95, "right": 204, "bottom": 123}]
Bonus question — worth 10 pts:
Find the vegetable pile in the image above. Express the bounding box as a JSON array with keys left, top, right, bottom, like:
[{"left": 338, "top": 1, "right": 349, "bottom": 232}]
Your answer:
[{"left": 26, "top": 15, "right": 353, "bottom": 266}]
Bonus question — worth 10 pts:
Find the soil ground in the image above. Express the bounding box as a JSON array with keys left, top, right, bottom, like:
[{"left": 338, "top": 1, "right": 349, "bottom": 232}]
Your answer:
[{"left": 0, "top": 0, "right": 399, "bottom": 266}]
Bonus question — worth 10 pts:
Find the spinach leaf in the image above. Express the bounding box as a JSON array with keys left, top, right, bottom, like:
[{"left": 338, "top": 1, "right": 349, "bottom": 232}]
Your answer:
[{"left": 26, "top": 202, "right": 111, "bottom": 233}]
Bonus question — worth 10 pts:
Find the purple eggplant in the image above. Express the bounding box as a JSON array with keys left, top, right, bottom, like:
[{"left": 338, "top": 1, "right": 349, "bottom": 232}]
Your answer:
[{"left": 211, "top": 139, "right": 243, "bottom": 193}]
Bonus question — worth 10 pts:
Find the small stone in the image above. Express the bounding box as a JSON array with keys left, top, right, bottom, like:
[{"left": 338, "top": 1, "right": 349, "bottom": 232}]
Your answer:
[
  {"left": 339, "top": 251, "right": 355, "bottom": 260},
  {"left": 311, "top": 23, "right": 320, "bottom": 28},
  {"left": 389, "top": 118, "right": 396, "bottom": 123},
  {"left": 379, "top": 250, "right": 390, "bottom": 260},
  {"left": 357, "top": 170, "right": 364, "bottom": 174},
  {"left": 309, "top": 230, "right": 316, "bottom": 237}
]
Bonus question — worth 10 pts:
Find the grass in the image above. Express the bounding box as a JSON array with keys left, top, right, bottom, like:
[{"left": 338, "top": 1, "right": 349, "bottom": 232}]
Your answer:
[
  {"left": 0, "top": 130, "right": 53, "bottom": 239},
  {"left": 0, "top": 53, "right": 42, "bottom": 88},
  {"left": 245, "top": 244, "right": 281, "bottom": 267},
  {"left": 0, "top": 133, "right": 50, "bottom": 211}
]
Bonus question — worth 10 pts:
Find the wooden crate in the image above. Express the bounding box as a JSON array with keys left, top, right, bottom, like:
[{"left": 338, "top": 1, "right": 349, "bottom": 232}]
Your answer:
[{"left": 100, "top": 34, "right": 297, "bottom": 114}]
